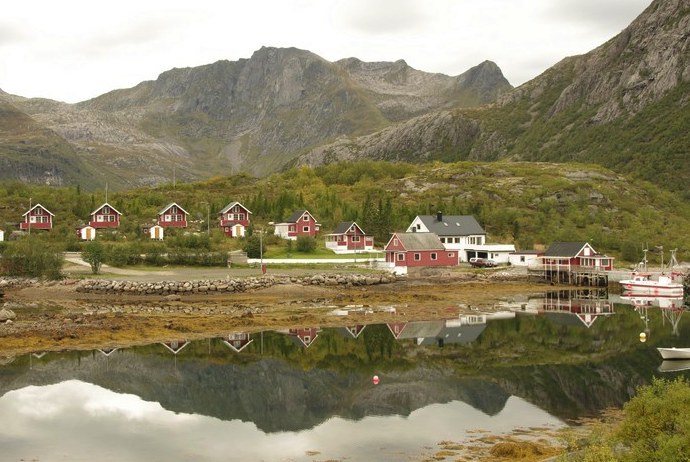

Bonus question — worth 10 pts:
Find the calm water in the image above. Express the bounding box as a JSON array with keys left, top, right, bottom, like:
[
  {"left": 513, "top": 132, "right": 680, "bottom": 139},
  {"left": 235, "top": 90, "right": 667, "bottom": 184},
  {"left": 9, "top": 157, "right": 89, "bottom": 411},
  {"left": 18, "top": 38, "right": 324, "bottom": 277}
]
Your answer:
[{"left": 1, "top": 290, "right": 689, "bottom": 461}]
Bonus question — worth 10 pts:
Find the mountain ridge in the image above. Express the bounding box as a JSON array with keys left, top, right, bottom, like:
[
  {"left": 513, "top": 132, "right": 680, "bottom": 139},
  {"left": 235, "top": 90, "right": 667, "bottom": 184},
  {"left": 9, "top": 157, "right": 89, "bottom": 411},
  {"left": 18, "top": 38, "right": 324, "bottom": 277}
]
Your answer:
[
  {"left": 2, "top": 47, "right": 510, "bottom": 189},
  {"left": 1, "top": 0, "right": 687, "bottom": 196}
]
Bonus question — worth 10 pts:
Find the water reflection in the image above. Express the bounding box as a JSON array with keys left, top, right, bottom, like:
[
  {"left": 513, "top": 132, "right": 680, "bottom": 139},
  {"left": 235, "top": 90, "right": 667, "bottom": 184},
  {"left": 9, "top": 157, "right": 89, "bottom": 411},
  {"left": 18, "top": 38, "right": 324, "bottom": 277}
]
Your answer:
[{"left": 1, "top": 289, "right": 689, "bottom": 460}]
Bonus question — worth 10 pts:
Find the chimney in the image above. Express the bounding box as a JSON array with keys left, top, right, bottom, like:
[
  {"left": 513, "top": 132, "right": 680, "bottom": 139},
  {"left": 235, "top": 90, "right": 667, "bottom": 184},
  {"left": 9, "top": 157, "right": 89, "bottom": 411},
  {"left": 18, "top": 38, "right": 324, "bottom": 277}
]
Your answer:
[{"left": 437, "top": 211, "right": 443, "bottom": 222}]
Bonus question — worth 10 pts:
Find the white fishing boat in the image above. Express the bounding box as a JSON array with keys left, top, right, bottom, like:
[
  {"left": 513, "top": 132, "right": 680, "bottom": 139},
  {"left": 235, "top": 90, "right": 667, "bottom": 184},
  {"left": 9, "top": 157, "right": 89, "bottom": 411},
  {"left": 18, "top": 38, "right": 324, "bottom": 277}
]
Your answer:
[
  {"left": 620, "top": 272, "right": 684, "bottom": 297},
  {"left": 657, "top": 347, "right": 690, "bottom": 360}
]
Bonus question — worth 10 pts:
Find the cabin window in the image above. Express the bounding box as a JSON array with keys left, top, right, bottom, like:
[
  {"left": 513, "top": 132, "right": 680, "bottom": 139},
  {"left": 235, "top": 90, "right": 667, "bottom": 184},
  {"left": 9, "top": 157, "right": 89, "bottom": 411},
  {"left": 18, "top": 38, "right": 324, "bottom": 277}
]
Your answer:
[
  {"left": 440, "top": 237, "right": 445, "bottom": 243},
  {"left": 416, "top": 224, "right": 421, "bottom": 230},
  {"left": 352, "top": 235, "right": 360, "bottom": 242},
  {"left": 393, "top": 238, "right": 398, "bottom": 246},
  {"left": 397, "top": 253, "right": 404, "bottom": 261},
  {"left": 303, "top": 215, "right": 309, "bottom": 221},
  {"left": 431, "top": 253, "right": 437, "bottom": 260},
  {"left": 448, "top": 253, "right": 454, "bottom": 258},
  {"left": 303, "top": 226, "right": 309, "bottom": 233},
  {"left": 414, "top": 253, "right": 421, "bottom": 261}
]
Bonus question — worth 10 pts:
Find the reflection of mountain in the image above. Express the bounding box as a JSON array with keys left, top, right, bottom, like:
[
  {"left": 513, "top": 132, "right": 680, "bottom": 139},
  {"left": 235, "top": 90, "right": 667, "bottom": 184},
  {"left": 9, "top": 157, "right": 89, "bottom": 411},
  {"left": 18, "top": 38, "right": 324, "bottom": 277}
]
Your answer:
[
  {"left": 0, "top": 349, "right": 510, "bottom": 432},
  {"left": 1, "top": 306, "right": 687, "bottom": 430}
]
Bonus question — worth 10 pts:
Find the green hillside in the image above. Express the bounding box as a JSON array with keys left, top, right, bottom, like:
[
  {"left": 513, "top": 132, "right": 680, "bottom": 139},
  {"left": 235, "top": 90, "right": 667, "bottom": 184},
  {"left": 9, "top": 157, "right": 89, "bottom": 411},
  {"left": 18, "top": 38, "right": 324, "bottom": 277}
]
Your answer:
[{"left": 1, "top": 160, "right": 688, "bottom": 266}]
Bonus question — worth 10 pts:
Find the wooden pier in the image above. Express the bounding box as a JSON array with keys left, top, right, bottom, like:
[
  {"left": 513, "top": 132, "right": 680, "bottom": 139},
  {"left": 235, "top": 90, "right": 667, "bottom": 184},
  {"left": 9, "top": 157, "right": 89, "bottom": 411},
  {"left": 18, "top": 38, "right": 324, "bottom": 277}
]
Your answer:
[{"left": 527, "top": 263, "right": 609, "bottom": 286}]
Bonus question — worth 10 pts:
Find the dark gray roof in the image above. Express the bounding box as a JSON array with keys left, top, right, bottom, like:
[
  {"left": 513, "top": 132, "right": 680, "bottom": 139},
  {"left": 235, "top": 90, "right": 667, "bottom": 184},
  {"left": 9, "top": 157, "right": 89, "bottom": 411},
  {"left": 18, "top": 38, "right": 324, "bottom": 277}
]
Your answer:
[
  {"left": 416, "top": 215, "right": 485, "bottom": 236},
  {"left": 418, "top": 324, "right": 487, "bottom": 346},
  {"left": 332, "top": 221, "right": 363, "bottom": 235},
  {"left": 286, "top": 210, "right": 315, "bottom": 223},
  {"left": 394, "top": 232, "right": 445, "bottom": 251},
  {"left": 544, "top": 242, "right": 588, "bottom": 257}
]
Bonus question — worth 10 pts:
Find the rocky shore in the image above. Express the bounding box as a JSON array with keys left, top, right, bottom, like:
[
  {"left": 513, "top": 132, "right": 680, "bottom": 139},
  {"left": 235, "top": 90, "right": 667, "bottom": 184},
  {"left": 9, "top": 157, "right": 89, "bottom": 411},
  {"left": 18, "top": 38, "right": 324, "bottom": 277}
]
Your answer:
[{"left": 73, "top": 273, "right": 401, "bottom": 296}]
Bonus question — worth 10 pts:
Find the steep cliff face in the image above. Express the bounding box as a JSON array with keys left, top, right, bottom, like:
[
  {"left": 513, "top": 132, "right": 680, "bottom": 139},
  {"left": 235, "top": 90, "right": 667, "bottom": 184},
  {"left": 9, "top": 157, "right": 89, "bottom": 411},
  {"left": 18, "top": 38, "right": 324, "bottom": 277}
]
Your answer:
[
  {"left": 0, "top": 95, "right": 94, "bottom": 187},
  {"left": 298, "top": 0, "right": 690, "bottom": 194}
]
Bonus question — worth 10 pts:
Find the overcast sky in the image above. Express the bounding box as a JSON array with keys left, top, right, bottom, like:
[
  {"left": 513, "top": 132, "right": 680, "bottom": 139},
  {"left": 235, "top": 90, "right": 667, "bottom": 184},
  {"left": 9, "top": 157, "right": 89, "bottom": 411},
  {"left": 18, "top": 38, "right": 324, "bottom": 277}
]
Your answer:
[{"left": 1, "top": 0, "right": 651, "bottom": 104}]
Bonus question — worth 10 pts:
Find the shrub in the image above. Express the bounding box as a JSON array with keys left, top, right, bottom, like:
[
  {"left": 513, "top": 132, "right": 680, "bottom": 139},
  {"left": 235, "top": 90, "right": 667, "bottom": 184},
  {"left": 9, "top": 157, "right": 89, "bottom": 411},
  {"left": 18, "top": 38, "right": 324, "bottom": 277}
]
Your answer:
[
  {"left": 243, "top": 235, "right": 262, "bottom": 259},
  {"left": 0, "top": 237, "right": 62, "bottom": 279},
  {"left": 296, "top": 236, "right": 316, "bottom": 253},
  {"left": 615, "top": 377, "right": 690, "bottom": 462},
  {"left": 82, "top": 241, "right": 105, "bottom": 274}
]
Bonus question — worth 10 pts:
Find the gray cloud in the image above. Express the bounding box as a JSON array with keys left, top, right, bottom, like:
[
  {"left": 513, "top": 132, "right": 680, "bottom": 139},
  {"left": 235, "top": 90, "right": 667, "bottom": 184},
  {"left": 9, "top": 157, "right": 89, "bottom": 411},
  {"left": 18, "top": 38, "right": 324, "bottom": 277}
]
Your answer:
[
  {"left": 543, "top": 0, "right": 651, "bottom": 31},
  {"left": 334, "top": 0, "right": 433, "bottom": 35}
]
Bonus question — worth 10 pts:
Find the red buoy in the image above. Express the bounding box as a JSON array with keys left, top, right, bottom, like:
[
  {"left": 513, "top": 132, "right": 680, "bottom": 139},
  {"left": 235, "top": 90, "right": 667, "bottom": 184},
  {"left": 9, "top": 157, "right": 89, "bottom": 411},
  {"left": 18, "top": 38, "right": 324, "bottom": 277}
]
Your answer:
[{"left": 372, "top": 375, "right": 380, "bottom": 385}]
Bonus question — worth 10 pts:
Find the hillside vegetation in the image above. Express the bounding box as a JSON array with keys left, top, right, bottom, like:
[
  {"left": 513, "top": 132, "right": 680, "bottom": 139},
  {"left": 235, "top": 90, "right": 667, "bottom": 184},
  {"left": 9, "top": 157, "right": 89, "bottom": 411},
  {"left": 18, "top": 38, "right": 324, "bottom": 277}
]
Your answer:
[{"left": 1, "top": 160, "right": 689, "bottom": 265}]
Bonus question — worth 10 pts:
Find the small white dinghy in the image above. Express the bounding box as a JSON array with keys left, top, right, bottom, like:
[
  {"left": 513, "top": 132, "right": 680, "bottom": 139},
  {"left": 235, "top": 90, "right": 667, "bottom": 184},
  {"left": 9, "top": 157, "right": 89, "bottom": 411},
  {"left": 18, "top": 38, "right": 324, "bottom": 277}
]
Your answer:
[{"left": 657, "top": 347, "right": 690, "bottom": 360}]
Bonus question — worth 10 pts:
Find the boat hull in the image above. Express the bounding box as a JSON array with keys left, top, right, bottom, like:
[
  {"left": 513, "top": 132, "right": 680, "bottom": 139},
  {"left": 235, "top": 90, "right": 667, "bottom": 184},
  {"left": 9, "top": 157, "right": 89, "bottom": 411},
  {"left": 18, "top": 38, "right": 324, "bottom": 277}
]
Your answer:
[
  {"left": 657, "top": 347, "right": 690, "bottom": 360},
  {"left": 620, "top": 283, "right": 683, "bottom": 297}
]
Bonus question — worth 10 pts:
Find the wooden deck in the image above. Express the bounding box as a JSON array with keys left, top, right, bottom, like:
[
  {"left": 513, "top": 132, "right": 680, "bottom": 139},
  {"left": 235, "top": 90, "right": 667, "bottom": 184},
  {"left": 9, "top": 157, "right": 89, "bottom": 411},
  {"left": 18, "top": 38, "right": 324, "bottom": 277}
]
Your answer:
[{"left": 527, "top": 264, "right": 609, "bottom": 286}]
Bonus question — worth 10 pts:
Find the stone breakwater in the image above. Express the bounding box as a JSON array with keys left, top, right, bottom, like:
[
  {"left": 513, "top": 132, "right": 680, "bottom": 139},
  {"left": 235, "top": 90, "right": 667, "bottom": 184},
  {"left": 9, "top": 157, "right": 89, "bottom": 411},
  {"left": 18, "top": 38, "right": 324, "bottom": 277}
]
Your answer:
[{"left": 75, "top": 273, "right": 401, "bottom": 296}]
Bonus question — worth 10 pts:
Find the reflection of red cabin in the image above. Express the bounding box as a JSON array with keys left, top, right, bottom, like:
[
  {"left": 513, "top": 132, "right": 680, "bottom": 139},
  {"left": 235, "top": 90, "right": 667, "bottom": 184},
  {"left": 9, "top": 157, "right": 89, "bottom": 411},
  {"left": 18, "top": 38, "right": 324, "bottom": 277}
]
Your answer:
[
  {"left": 20, "top": 204, "right": 54, "bottom": 231},
  {"left": 387, "top": 322, "right": 408, "bottom": 339},
  {"left": 160, "top": 340, "right": 189, "bottom": 354},
  {"left": 288, "top": 328, "right": 320, "bottom": 347},
  {"left": 90, "top": 203, "right": 122, "bottom": 229},
  {"left": 222, "top": 332, "right": 253, "bottom": 352},
  {"left": 158, "top": 202, "right": 188, "bottom": 228},
  {"left": 384, "top": 232, "right": 458, "bottom": 268},
  {"left": 539, "top": 292, "right": 614, "bottom": 328},
  {"left": 218, "top": 201, "right": 252, "bottom": 237},
  {"left": 274, "top": 210, "right": 320, "bottom": 240}
]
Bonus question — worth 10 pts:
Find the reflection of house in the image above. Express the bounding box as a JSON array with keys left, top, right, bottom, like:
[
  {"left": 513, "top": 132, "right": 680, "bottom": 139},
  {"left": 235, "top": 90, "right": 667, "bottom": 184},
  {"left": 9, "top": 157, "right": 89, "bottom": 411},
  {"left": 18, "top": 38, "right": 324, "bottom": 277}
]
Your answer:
[
  {"left": 335, "top": 325, "right": 367, "bottom": 339},
  {"left": 388, "top": 315, "right": 492, "bottom": 346},
  {"left": 287, "top": 327, "right": 320, "bottom": 347},
  {"left": 20, "top": 204, "right": 54, "bottom": 231},
  {"left": 160, "top": 340, "right": 190, "bottom": 354},
  {"left": 384, "top": 232, "right": 458, "bottom": 274},
  {"left": 274, "top": 210, "right": 320, "bottom": 240},
  {"left": 0, "top": 229, "right": 4, "bottom": 241},
  {"left": 222, "top": 332, "right": 254, "bottom": 352},
  {"left": 158, "top": 202, "right": 188, "bottom": 228},
  {"left": 538, "top": 290, "right": 614, "bottom": 328},
  {"left": 325, "top": 221, "right": 374, "bottom": 254},
  {"left": 90, "top": 203, "right": 122, "bottom": 229},
  {"left": 387, "top": 322, "right": 408, "bottom": 339},
  {"left": 97, "top": 348, "right": 118, "bottom": 357},
  {"left": 218, "top": 201, "right": 251, "bottom": 237}
]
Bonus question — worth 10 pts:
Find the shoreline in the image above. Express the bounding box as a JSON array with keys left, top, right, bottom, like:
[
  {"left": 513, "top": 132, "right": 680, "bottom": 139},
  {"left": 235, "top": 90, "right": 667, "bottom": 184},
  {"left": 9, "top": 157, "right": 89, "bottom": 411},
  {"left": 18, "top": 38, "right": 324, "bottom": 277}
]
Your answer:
[{"left": 0, "top": 265, "right": 552, "bottom": 360}]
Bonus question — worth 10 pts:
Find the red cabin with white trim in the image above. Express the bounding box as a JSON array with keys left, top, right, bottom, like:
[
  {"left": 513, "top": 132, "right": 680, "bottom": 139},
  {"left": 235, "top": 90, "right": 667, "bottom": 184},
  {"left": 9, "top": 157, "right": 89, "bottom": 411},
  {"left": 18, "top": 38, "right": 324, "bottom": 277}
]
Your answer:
[
  {"left": 384, "top": 232, "right": 458, "bottom": 268},
  {"left": 20, "top": 204, "right": 54, "bottom": 231},
  {"left": 218, "top": 201, "right": 252, "bottom": 237},
  {"left": 157, "top": 202, "right": 188, "bottom": 228},
  {"left": 274, "top": 210, "right": 320, "bottom": 240},
  {"left": 325, "top": 221, "right": 374, "bottom": 254},
  {"left": 90, "top": 203, "right": 122, "bottom": 229}
]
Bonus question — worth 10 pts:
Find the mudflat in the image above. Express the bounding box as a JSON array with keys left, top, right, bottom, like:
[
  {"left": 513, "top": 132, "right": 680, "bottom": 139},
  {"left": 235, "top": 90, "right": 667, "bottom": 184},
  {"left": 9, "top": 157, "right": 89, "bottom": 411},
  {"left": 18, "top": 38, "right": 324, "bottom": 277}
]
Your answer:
[{"left": 0, "top": 264, "right": 546, "bottom": 360}]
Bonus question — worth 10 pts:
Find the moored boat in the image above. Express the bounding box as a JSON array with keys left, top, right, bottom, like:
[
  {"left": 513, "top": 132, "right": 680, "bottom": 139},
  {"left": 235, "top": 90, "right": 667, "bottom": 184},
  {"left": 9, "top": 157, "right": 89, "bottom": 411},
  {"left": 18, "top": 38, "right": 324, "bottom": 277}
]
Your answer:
[
  {"left": 619, "top": 272, "right": 684, "bottom": 297},
  {"left": 657, "top": 347, "right": 690, "bottom": 360}
]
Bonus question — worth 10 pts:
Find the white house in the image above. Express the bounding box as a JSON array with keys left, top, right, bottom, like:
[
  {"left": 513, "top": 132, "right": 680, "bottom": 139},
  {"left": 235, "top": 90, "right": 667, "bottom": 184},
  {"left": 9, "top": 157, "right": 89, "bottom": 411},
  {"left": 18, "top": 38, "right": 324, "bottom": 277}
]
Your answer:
[
  {"left": 406, "top": 212, "right": 514, "bottom": 263},
  {"left": 509, "top": 250, "right": 544, "bottom": 267}
]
